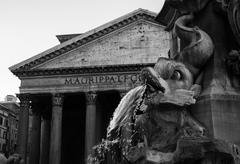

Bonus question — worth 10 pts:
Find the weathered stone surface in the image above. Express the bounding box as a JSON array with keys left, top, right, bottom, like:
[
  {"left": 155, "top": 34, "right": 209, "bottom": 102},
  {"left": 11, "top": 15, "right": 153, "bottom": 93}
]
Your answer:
[
  {"left": 49, "top": 93, "right": 63, "bottom": 164},
  {"left": 36, "top": 22, "right": 169, "bottom": 69},
  {"left": 169, "top": 137, "right": 240, "bottom": 164},
  {"left": 89, "top": 1, "right": 240, "bottom": 162},
  {"left": 192, "top": 96, "right": 240, "bottom": 145},
  {"left": 157, "top": 0, "right": 240, "bottom": 151},
  {"left": 92, "top": 57, "right": 209, "bottom": 164},
  {"left": 19, "top": 72, "right": 142, "bottom": 93}
]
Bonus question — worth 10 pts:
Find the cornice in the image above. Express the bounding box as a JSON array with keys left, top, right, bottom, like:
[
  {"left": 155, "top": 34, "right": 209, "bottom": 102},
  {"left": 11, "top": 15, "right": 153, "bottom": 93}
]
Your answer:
[
  {"left": 14, "top": 63, "right": 154, "bottom": 77},
  {"left": 10, "top": 10, "right": 159, "bottom": 75}
]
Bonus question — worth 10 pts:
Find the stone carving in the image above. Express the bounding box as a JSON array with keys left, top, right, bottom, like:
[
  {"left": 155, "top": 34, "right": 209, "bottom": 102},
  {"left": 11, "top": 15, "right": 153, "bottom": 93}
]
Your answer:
[
  {"left": 103, "top": 57, "right": 210, "bottom": 164},
  {"left": 215, "top": 0, "right": 240, "bottom": 80},
  {"left": 172, "top": 0, "right": 240, "bottom": 81},
  {"left": 226, "top": 50, "right": 240, "bottom": 75},
  {"left": 36, "top": 22, "right": 169, "bottom": 70},
  {"left": 86, "top": 92, "right": 97, "bottom": 105},
  {"left": 88, "top": 54, "right": 217, "bottom": 164},
  {"left": 165, "top": 0, "right": 240, "bottom": 43},
  {"left": 52, "top": 93, "right": 64, "bottom": 106},
  {"left": 17, "top": 94, "right": 30, "bottom": 109},
  {"left": 88, "top": 0, "right": 240, "bottom": 164},
  {"left": 225, "top": 50, "right": 240, "bottom": 87},
  {"left": 226, "top": 0, "right": 240, "bottom": 45},
  {"left": 173, "top": 14, "right": 214, "bottom": 77}
]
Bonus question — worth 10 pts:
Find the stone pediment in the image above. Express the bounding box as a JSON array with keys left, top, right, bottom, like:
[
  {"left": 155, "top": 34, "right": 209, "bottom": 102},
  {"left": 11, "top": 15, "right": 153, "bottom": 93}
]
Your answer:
[
  {"left": 10, "top": 9, "right": 169, "bottom": 77},
  {"left": 35, "top": 22, "right": 169, "bottom": 70}
]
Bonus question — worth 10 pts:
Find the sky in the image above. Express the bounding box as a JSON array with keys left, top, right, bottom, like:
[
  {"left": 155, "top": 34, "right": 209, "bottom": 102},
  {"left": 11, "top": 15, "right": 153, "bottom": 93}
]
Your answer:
[{"left": 0, "top": 0, "right": 164, "bottom": 101}]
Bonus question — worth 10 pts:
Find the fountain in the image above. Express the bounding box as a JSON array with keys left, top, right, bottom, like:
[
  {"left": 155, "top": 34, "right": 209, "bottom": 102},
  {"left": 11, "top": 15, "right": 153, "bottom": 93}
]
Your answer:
[{"left": 88, "top": 0, "right": 240, "bottom": 163}]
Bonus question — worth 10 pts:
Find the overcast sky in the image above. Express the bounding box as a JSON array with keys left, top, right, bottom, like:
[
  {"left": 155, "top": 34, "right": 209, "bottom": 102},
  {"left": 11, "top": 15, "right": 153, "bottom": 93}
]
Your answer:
[{"left": 0, "top": 0, "right": 164, "bottom": 101}]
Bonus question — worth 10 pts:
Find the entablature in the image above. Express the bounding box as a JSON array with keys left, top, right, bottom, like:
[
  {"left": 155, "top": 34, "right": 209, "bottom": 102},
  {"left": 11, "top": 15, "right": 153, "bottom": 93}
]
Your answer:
[{"left": 19, "top": 64, "right": 153, "bottom": 94}]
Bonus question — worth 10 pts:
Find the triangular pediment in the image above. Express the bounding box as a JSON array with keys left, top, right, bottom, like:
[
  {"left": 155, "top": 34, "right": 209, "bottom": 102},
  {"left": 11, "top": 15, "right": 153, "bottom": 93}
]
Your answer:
[
  {"left": 36, "top": 21, "right": 169, "bottom": 70},
  {"left": 10, "top": 9, "right": 170, "bottom": 77}
]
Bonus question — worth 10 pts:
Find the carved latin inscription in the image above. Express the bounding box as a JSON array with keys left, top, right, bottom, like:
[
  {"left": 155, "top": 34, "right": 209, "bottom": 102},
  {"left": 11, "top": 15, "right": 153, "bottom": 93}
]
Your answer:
[{"left": 64, "top": 74, "right": 141, "bottom": 86}]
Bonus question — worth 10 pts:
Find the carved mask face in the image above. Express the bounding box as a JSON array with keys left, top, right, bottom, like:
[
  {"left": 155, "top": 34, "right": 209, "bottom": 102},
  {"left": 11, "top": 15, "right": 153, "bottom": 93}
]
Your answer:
[
  {"left": 165, "top": 0, "right": 210, "bottom": 12},
  {"left": 141, "top": 57, "right": 194, "bottom": 106}
]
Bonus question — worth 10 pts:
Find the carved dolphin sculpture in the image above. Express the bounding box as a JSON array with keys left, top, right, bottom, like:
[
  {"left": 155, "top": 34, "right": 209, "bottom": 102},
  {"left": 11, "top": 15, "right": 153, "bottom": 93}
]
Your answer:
[
  {"left": 104, "top": 10, "right": 215, "bottom": 164},
  {"left": 174, "top": 14, "right": 214, "bottom": 76},
  {"left": 107, "top": 58, "right": 199, "bottom": 141},
  {"left": 105, "top": 57, "right": 206, "bottom": 164}
]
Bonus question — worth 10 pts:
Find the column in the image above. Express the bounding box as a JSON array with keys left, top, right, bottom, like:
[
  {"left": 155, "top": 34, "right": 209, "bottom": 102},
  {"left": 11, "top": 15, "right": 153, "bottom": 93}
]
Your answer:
[
  {"left": 85, "top": 92, "right": 97, "bottom": 159},
  {"left": 40, "top": 107, "right": 51, "bottom": 164},
  {"left": 49, "top": 93, "right": 63, "bottom": 164},
  {"left": 29, "top": 101, "right": 41, "bottom": 164},
  {"left": 17, "top": 94, "right": 30, "bottom": 164}
]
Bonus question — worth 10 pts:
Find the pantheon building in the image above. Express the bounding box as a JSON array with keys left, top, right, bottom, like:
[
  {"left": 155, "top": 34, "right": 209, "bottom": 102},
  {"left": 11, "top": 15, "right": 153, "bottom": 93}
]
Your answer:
[{"left": 10, "top": 9, "right": 171, "bottom": 164}]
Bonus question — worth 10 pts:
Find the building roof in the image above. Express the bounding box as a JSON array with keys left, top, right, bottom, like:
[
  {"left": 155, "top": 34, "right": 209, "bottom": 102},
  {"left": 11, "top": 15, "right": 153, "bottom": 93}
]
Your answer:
[
  {"left": 0, "top": 104, "right": 8, "bottom": 111},
  {"left": 9, "top": 8, "right": 159, "bottom": 76},
  {"left": 0, "top": 102, "right": 19, "bottom": 115},
  {"left": 56, "top": 34, "right": 82, "bottom": 43}
]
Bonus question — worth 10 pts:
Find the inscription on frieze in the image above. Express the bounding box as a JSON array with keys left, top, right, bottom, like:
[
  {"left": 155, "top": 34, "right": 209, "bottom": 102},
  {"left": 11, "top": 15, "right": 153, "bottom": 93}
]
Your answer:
[{"left": 64, "top": 74, "right": 141, "bottom": 85}]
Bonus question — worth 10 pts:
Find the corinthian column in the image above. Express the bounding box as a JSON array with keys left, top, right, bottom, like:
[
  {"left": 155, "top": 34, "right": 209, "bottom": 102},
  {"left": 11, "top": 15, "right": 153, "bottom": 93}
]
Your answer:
[
  {"left": 85, "top": 92, "right": 97, "bottom": 159},
  {"left": 40, "top": 108, "right": 51, "bottom": 164},
  {"left": 29, "top": 101, "right": 41, "bottom": 164},
  {"left": 17, "top": 94, "right": 30, "bottom": 164},
  {"left": 49, "top": 93, "right": 64, "bottom": 164}
]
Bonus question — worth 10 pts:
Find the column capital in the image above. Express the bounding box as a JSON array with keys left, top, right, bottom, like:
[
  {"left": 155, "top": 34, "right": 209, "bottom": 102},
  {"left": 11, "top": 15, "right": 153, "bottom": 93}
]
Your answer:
[
  {"left": 52, "top": 93, "right": 64, "bottom": 106},
  {"left": 17, "top": 93, "right": 31, "bottom": 101},
  {"left": 17, "top": 93, "right": 30, "bottom": 99},
  {"left": 86, "top": 92, "right": 97, "bottom": 105},
  {"left": 17, "top": 93, "right": 31, "bottom": 109}
]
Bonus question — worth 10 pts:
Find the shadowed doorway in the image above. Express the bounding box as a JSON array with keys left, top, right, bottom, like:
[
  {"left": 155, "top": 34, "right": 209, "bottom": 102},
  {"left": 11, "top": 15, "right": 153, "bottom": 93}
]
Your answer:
[{"left": 61, "top": 93, "right": 86, "bottom": 164}]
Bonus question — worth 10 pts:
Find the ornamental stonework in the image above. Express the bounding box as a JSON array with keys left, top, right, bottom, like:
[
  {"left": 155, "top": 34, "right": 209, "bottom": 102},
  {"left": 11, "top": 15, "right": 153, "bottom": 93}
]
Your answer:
[
  {"left": 17, "top": 94, "right": 31, "bottom": 109},
  {"left": 36, "top": 22, "right": 169, "bottom": 70},
  {"left": 86, "top": 92, "right": 97, "bottom": 105},
  {"left": 52, "top": 93, "right": 64, "bottom": 106}
]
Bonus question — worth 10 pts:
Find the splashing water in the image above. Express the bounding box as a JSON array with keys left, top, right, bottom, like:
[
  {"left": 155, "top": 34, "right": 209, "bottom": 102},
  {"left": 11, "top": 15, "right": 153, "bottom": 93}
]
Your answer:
[
  {"left": 87, "top": 85, "right": 147, "bottom": 164},
  {"left": 107, "top": 85, "right": 147, "bottom": 137}
]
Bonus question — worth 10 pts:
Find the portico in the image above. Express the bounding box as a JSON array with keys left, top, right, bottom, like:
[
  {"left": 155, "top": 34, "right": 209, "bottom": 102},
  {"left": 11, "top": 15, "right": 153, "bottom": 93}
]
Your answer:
[
  {"left": 16, "top": 71, "right": 144, "bottom": 164},
  {"left": 9, "top": 9, "right": 169, "bottom": 164}
]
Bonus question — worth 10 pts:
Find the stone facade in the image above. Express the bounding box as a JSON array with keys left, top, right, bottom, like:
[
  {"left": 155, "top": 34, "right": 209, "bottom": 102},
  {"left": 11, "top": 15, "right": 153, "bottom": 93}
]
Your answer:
[
  {"left": 9, "top": 9, "right": 170, "bottom": 164},
  {"left": 0, "top": 96, "right": 19, "bottom": 156}
]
